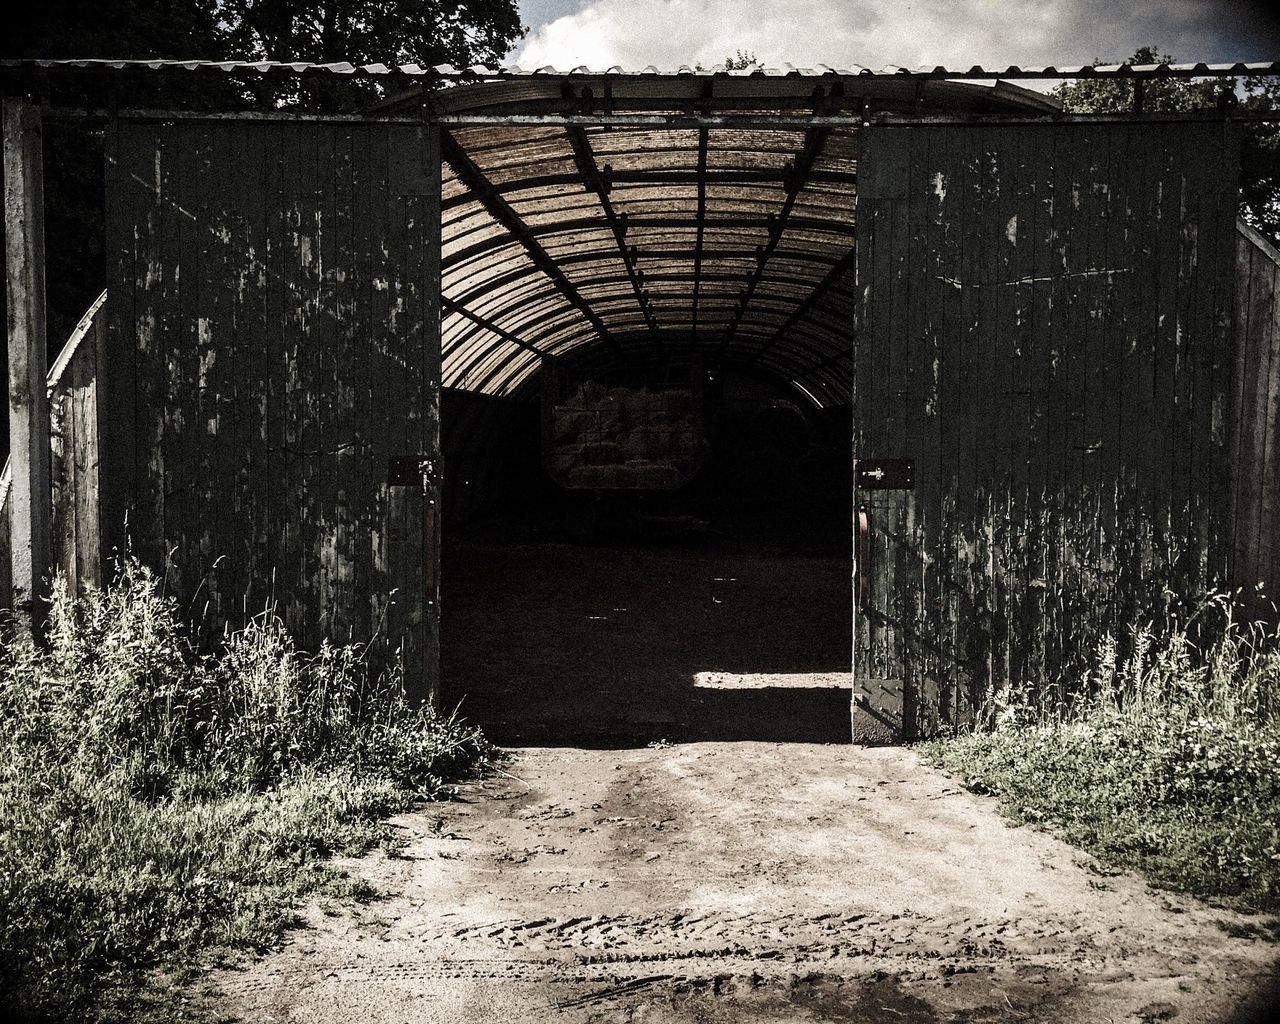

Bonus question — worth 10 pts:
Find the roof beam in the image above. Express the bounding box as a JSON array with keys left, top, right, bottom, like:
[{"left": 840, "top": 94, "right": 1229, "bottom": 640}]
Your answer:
[
  {"left": 719, "top": 125, "right": 832, "bottom": 357},
  {"left": 442, "top": 214, "right": 854, "bottom": 272},
  {"left": 452, "top": 245, "right": 848, "bottom": 273},
  {"left": 441, "top": 167, "right": 856, "bottom": 211},
  {"left": 798, "top": 346, "right": 854, "bottom": 374},
  {"left": 441, "top": 130, "right": 622, "bottom": 356},
  {"left": 442, "top": 295, "right": 543, "bottom": 357},
  {"left": 749, "top": 246, "right": 857, "bottom": 363},
  {"left": 565, "top": 125, "right": 660, "bottom": 341},
  {"left": 690, "top": 125, "right": 709, "bottom": 339},
  {"left": 449, "top": 265, "right": 838, "bottom": 319}
]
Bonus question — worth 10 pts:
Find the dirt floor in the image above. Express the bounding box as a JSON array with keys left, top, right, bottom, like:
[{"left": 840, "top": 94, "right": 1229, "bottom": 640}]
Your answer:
[
  {"left": 204, "top": 540, "right": 1280, "bottom": 1022},
  {"left": 438, "top": 539, "right": 855, "bottom": 746}
]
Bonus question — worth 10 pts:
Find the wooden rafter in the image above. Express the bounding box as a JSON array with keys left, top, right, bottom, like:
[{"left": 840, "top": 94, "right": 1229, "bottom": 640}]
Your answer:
[
  {"left": 718, "top": 126, "right": 832, "bottom": 356},
  {"left": 441, "top": 130, "right": 622, "bottom": 356},
  {"left": 441, "top": 296, "right": 543, "bottom": 357},
  {"left": 440, "top": 168, "right": 856, "bottom": 212},
  {"left": 748, "top": 247, "right": 857, "bottom": 364},
  {"left": 443, "top": 214, "right": 854, "bottom": 271},
  {"left": 565, "top": 125, "right": 659, "bottom": 340},
  {"left": 690, "top": 126, "right": 709, "bottom": 338}
]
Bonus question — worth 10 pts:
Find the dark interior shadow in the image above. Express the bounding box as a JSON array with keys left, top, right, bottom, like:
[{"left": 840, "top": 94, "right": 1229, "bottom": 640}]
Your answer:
[
  {"left": 463, "top": 685, "right": 854, "bottom": 748},
  {"left": 441, "top": 535, "right": 853, "bottom": 747}
]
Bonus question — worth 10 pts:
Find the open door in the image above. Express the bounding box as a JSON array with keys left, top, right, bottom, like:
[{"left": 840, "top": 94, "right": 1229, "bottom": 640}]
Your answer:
[
  {"left": 102, "top": 119, "right": 441, "bottom": 702},
  {"left": 852, "top": 120, "right": 1242, "bottom": 742}
]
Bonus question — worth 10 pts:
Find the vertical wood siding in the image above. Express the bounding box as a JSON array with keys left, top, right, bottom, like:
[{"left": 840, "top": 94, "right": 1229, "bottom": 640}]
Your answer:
[
  {"left": 0, "top": 290, "right": 106, "bottom": 606},
  {"left": 102, "top": 121, "right": 442, "bottom": 701},
  {"left": 1232, "top": 221, "right": 1280, "bottom": 606},
  {"left": 853, "top": 122, "right": 1243, "bottom": 741}
]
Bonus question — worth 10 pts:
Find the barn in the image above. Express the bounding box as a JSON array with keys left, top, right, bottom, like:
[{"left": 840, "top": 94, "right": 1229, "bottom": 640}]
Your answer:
[{"left": 3, "top": 60, "right": 1279, "bottom": 744}]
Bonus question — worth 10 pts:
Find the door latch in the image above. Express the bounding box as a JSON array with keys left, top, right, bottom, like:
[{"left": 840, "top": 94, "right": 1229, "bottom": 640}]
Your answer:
[{"left": 388, "top": 454, "right": 441, "bottom": 489}]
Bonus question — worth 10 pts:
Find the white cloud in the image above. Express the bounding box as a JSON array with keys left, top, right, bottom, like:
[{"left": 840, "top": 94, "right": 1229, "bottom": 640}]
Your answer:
[{"left": 513, "top": 0, "right": 1280, "bottom": 72}]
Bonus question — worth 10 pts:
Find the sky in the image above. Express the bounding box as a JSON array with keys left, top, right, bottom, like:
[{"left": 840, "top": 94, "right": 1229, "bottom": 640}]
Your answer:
[{"left": 511, "top": 0, "right": 1280, "bottom": 72}]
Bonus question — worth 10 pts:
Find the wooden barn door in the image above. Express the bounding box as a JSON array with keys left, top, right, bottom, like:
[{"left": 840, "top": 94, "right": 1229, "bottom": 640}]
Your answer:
[
  {"left": 102, "top": 119, "right": 442, "bottom": 702},
  {"left": 852, "top": 121, "right": 1242, "bottom": 742}
]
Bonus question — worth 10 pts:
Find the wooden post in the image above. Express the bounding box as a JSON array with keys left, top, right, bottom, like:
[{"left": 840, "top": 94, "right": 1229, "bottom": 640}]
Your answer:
[{"left": 3, "top": 97, "right": 53, "bottom": 637}]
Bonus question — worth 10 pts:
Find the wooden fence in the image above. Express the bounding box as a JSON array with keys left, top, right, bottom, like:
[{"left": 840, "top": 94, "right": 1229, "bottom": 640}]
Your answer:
[
  {"left": 1232, "top": 220, "right": 1280, "bottom": 604},
  {"left": 0, "top": 289, "right": 105, "bottom": 606}
]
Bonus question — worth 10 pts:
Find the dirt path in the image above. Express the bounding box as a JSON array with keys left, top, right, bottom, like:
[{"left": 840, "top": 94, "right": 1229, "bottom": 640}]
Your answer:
[{"left": 206, "top": 742, "right": 1279, "bottom": 1023}]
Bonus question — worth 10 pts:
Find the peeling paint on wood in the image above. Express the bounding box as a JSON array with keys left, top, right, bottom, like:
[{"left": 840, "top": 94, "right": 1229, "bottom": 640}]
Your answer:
[
  {"left": 853, "top": 122, "right": 1243, "bottom": 742},
  {"left": 102, "top": 121, "right": 442, "bottom": 703},
  {"left": 1232, "top": 222, "right": 1280, "bottom": 610}
]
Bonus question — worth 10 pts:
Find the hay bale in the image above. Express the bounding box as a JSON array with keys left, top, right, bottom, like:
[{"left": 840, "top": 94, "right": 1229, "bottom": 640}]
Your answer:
[
  {"left": 579, "top": 441, "right": 624, "bottom": 466},
  {"left": 628, "top": 461, "right": 681, "bottom": 489},
  {"left": 553, "top": 408, "right": 598, "bottom": 443}
]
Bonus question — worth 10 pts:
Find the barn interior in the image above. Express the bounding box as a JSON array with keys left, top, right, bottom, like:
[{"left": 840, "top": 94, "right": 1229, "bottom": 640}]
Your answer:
[{"left": 399, "top": 72, "right": 1056, "bottom": 745}]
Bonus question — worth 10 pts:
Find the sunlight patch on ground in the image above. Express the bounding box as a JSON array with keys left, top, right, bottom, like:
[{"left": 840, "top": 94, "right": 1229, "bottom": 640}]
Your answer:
[{"left": 693, "top": 671, "right": 852, "bottom": 690}]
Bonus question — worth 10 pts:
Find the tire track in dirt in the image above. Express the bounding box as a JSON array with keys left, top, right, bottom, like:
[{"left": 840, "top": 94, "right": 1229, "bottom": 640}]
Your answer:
[{"left": 203, "top": 744, "right": 1280, "bottom": 1023}]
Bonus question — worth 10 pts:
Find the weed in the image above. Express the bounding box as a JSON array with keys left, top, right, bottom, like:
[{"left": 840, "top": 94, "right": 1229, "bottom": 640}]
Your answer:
[
  {"left": 0, "top": 560, "right": 495, "bottom": 1022},
  {"left": 924, "top": 597, "right": 1280, "bottom": 914}
]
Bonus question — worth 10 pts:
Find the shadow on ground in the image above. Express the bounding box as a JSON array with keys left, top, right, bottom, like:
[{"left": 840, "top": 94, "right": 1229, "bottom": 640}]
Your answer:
[{"left": 441, "top": 537, "right": 853, "bottom": 747}]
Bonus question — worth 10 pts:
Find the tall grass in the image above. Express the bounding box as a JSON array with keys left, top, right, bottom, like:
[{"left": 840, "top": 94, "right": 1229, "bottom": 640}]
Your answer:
[
  {"left": 987, "top": 593, "right": 1280, "bottom": 730},
  {"left": 0, "top": 561, "right": 494, "bottom": 1023},
  {"left": 927, "top": 595, "right": 1280, "bottom": 913}
]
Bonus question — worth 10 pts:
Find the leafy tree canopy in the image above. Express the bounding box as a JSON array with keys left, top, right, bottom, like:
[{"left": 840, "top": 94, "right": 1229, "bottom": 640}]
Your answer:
[
  {"left": 1054, "top": 46, "right": 1280, "bottom": 245},
  {"left": 5, "top": 1, "right": 523, "bottom": 70}
]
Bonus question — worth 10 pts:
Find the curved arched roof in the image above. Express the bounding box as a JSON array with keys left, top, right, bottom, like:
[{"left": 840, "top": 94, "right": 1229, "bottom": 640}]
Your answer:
[{"left": 391, "top": 72, "right": 1057, "bottom": 404}]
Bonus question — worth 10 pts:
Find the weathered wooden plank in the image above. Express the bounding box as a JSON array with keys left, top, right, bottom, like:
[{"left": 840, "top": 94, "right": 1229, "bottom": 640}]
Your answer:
[
  {"left": 102, "top": 120, "right": 442, "bottom": 678},
  {"left": 0, "top": 483, "right": 11, "bottom": 610},
  {"left": 368, "top": 123, "right": 394, "bottom": 661},
  {"left": 390, "top": 125, "right": 438, "bottom": 701},
  {"left": 854, "top": 121, "right": 1244, "bottom": 740},
  {"left": 50, "top": 369, "right": 74, "bottom": 594},
  {"left": 262, "top": 120, "right": 288, "bottom": 620},
  {"left": 422, "top": 126, "right": 444, "bottom": 703},
  {"left": 1205, "top": 133, "right": 1243, "bottom": 585},
  {"left": 1237, "top": 227, "right": 1280, "bottom": 598},
  {"left": 170, "top": 123, "right": 204, "bottom": 608},
  {"left": 1231, "top": 242, "right": 1260, "bottom": 585},
  {"left": 1263, "top": 255, "right": 1280, "bottom": 595},
  {"left": 3, "top": 97, "right": 54, "bottom": 634},
  {"left": 326, "top": 124, "right": 357, "bottom": 643},
  {"left": 311, "top": 123, "right": 337, "bottom": 639},
  {"left": 227, "top": 117, "right": 269, "bottom": 620},
  {"left": 71, "top": 313, "right": 101, "bottom": 589},
  {"left": 349, "top": 122, "right": 375, "bottom": 643}
]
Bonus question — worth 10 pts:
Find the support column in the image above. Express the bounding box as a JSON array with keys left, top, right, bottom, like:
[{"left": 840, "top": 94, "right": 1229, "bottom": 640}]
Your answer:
[{"left": 3, "top": 97, "right": 53, "bottom": 637}]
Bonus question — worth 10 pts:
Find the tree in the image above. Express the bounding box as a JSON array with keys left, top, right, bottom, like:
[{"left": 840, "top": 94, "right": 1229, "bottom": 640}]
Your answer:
[
  {"left": 695, "top": 50, "right": 759, "bottom": 72},
  {"left": 722, "top": 50, "right": 758, "bottom": 71},
  {"left": 5, "top": 1, "right": 521, "bottom": 71},
  {"left": 216, "top": 0, "right": 521, "bottom": 70},
  {"left": 1054, "top": 46, "right": 1280, "bottom": 246}
]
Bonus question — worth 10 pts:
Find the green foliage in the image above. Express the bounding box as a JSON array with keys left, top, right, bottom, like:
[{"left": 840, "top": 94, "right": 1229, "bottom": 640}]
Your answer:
[
  {"left": 1053, "top": 45, "right": 1280, "bottom": 245},
  {"left": 0, "top": 561, "right": 495, "bottom": 1022},
  {"left": 722, "top": 50, "right": 758, "bottom": 71},
  {"left": 925, "top": 601, "right": 1280, "bottom": 913},
  {"left": 4, "top": 1, "right": 522, "bottom": 69},
  {"left": 695, "top": 50, "right": 759, "bottom": 72}
]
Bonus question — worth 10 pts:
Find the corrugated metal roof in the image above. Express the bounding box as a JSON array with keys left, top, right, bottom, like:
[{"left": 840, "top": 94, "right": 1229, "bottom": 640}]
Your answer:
[{"left": 3, "top": 58, "right": 1278, "bottom": 80}]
